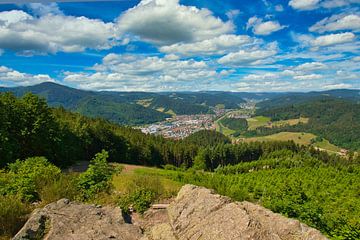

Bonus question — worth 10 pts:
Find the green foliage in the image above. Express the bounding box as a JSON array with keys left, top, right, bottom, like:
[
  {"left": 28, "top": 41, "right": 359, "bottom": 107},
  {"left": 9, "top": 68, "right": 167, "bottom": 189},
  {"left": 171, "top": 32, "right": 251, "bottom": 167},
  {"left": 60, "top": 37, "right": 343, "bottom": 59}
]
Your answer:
[
  {"left": 182, "top": 130, "right": 231, "bottom": 147},
  {"left": 116, "top": 174, "right": 164, "bottom": 214},
  {"left": 118, "top": 188, "right": 156, "bottom": 214},
  {"left": 256, "top": 97, "right": 360, "bottom": 150},
  {"left": 0, "top": 93, "right": 63, "bottom": 167},
  {"left": 192, "top": 149, "right": 207, "bottom": 170},
  {"left": 76, "top": 97, "right": 170, "bottom": 125},
  {"left": 220, "top": 117, "right": 248, "bottom": 132},
  {"left": 0, "top": 195, "right": 30, "bottom": 237},
  {"left": 4, "top": 157, "right": 61, "bottom": 202},
  {"left": 77, "top": 150, "right": 114, "bottom": 200},
  {"left": 38, "top": 174, "right": 79, "bottom": 204}
]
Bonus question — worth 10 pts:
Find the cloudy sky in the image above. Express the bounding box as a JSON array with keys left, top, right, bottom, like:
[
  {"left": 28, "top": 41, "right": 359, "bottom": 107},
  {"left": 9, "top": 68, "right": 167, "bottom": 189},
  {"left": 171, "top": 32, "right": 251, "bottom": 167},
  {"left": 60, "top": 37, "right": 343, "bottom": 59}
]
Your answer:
[{"left": 0, "top": 0, "right": 359, "bottom": 91}]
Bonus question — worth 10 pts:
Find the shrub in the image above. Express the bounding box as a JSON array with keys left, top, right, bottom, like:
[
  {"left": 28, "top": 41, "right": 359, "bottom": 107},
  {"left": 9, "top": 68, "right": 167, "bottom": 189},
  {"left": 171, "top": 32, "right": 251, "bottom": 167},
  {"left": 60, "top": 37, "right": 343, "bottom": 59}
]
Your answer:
[
  {"left": 6, "top": 157, "right": 61, "bottom": 202},
  {"left": 77, "top": 150, "right": 114, "bottom": 200},
  {"left": 0, "top": 195, "right": 31, "bottom": 237},
  {"left": 118, "top": 188, "right": 156, "bottom": 214}
]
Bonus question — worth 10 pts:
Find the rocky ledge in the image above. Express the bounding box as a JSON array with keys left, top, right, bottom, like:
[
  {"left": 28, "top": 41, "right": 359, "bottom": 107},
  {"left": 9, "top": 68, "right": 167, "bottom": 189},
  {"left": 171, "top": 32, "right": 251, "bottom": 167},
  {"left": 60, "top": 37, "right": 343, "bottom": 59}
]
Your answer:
[{"left": 14, "top": 184, "right": 328, "bottom": 240}]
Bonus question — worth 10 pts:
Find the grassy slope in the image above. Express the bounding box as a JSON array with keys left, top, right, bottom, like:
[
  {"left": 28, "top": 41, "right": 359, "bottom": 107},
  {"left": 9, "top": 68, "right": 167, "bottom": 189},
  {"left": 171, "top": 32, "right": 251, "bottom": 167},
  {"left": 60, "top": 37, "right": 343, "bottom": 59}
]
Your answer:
[
  {"left": 247, "top": 116, "right": 271, "bottom": 130},
  {"left": 243, "top": 132, "right": 341, "bottom": 153}
]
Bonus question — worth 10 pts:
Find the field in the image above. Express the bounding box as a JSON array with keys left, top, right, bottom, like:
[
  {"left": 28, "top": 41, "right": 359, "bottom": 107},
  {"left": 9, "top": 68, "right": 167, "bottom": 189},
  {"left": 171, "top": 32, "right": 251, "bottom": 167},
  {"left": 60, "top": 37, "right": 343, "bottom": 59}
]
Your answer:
[
  {"left": 243, "top": 132, "right": 342, "bottom": 154},
  {"left": 246, "top": 116, "right": 271, "bottom": 130},
  {"left": 270, "top": 117, "right": 309, "bottom": 128},
  {"left": 136, "top": 99, "right": 153, "bottom": 107},
  {"left": 243, "top": 132, "right": 316, "bottom": 145},
  {"left": 313, "top": 139, "right": 342, "bottom": 153}
]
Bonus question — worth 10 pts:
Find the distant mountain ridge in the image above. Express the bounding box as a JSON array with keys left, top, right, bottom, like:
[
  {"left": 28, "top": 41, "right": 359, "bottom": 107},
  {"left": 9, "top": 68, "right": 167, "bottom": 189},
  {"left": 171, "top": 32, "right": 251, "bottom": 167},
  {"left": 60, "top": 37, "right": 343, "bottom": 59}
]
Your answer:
[{"left": 1, "top": 82, "right": 359, "bottom": 125}]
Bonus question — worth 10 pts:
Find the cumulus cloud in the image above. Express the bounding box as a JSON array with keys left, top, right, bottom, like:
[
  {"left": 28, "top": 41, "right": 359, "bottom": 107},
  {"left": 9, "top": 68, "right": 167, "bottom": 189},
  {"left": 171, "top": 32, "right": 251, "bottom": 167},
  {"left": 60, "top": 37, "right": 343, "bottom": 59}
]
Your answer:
[
  {"left": 246, "top": 16, "right": 286, "bottom": 35},
  {"left": 63, "top": 53, "right": 226, "bottom": 91},
  {"left": 311, "top": 32, "right": 356, "bottom": 47},
  {"left": 116, "top": 0, "right": 234, "bottom": 45},
  {"left": 0, "top": 10, "right": 119, "bottom": 55},
  {"left": 289, "top": 0, "right": 320, "bottom": 10},
  {"left": 0, "top": 65, "right": 54, "bottom": 87},
  {"left": 159, "top": 34, "right": 254, "bottom": 56},
  {"left": 310, "top": 13, "right": 360, "bottom": 33}
]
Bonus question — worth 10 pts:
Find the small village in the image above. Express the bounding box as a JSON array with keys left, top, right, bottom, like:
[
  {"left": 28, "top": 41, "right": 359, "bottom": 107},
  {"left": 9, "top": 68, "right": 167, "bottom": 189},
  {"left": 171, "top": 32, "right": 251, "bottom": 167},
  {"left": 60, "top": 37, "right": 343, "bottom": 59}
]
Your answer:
[{"left": 141, "top": 114, "right": 216, "bottom": 139}]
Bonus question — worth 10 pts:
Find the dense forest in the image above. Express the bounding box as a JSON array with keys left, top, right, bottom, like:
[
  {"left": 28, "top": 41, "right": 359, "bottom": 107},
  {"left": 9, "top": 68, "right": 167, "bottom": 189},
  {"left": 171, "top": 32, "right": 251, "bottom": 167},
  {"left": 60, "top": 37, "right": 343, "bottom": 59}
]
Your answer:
[{"left": 252, "top": 97, "right": 360, "bottom": 150}]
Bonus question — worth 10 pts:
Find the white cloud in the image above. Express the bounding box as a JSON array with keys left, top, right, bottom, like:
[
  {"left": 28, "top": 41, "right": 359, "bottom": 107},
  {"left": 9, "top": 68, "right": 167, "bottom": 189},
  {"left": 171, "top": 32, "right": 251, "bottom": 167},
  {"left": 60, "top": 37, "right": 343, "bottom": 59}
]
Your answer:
[
  {"left": 293, "top": 73, "right": 323, "bottom": 80},
  {"left": 243, "top": 72, "right": 279, "bottom": 81},
  {"left": 293, "top": 62, "right": 327, "bottom": 71},
  {"left": 0, "top": 10, "right": 120, "bottom": 55},
  {"left": 159, "top": 34, "right": 253, "bottom": 56},
  {"left": 311, "top": 32, "right": 356, "bottom": 47},
  {"left": 353, "top": 56, "right": 360, "bottom": 61},
  {"left": 289, "top": 0, "right": 320, "bottom": 10},
  {"left": 246, "top": 16, "right": 285, "bottom": 35},
  {"left": 116, "top": 0, "right": 234, "bottom": 45},
  {"left": 64, "top": 53, "right": 226, "bottom": 91},
  {"left": 0, "top": 65, "right": 55, "bottom": 87},
  {"left": 217, "top": 42, "right": 278, "bottom": 66},
  {"left": 310, "top": 13, "right": 360, "bottom": 33}
]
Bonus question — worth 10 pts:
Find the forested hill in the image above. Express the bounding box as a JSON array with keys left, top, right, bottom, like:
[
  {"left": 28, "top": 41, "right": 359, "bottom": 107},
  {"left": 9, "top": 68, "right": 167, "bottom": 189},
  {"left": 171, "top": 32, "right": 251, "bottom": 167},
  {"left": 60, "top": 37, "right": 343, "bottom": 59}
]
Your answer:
[
  {"left": 257, "top": 89, "right": 360, "bottom": 110},
  {"left": 0, "top": 82, "right": 249, "bottom": 124},
  {"left": 255, "top": 97, "right": 360, "bottom": 150}
]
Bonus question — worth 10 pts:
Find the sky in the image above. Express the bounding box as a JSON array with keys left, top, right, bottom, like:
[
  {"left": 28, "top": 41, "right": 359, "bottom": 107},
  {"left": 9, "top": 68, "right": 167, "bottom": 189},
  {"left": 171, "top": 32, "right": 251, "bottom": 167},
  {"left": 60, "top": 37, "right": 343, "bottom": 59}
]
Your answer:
[{"left": 0, "top": 0, "right": 359, "bottom": 92}]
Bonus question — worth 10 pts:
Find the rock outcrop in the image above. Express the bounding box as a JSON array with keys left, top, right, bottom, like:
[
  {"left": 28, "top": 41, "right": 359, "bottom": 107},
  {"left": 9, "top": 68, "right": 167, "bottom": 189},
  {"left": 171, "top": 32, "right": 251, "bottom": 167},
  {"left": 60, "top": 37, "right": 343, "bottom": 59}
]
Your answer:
[
  {"left": 167, "top": 184, "right": 328, "bottom": 240},
  {"left": 13, "top": 199, "right": 143, "bottom": 240},
  {"left": 14, "top": 185, "right": 328, "bottom": 240}
]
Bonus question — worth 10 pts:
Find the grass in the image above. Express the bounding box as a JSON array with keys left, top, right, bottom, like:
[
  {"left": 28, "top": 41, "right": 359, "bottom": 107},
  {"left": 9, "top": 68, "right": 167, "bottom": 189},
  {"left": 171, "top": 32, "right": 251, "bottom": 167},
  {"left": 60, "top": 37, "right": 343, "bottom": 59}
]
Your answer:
[
  {"left": 244, "top": 132, "right": 317, "bottom": 145},
  {"left": 243, "top": 132, "right": 343, "bottom": 154},
  {"left": 136, "top": 98, "right": 153, "bottom": 108},
  {"left": 270, "top": 117, "right": 309, "bottom": 128},
  {"left": 247, "top": 116, "right": 271, "bottom": 130},
  {"left": 112, "top": 164, "right": 182, "bottom": 201},
  {"left": 313, "top": 139, "right": 342, "bottom": 153}
]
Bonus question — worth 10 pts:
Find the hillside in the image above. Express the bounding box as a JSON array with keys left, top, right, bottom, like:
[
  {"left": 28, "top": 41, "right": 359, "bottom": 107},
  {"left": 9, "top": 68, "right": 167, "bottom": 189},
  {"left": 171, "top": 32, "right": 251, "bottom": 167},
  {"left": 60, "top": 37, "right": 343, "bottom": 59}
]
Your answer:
[
  {"left": 257, "top": 89, "right": 360, "bottom": 110},
  {"left": 0, "top": 83, "right": 251, "bottom": 125},
  {"left": 255, "top": 97, "right": 360, "bottom": 150}
]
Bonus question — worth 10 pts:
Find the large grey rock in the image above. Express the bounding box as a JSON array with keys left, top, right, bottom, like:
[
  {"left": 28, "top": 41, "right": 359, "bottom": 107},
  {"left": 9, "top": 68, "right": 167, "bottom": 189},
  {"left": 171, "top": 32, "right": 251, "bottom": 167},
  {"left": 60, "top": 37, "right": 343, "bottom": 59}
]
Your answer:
[
  {"left": 13, "top": 199, "right": 143, "bottom": 240},
  {"left": 167, "top": 184, "right": 328, "bottom": 240}
]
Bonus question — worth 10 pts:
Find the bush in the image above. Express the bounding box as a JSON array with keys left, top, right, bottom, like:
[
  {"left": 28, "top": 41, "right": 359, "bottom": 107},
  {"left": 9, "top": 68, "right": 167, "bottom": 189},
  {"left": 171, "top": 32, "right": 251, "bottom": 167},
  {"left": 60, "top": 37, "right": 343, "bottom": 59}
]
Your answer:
[
  {"left": 118, "top": 188, "right": 156, "bottom": 214},
  {"left": 77, "top": 150, "right": 114, "bottom": 200},
  {"left": 6, "top": 157, "right": 61, "bottom": 202},
  {"left": 0, "top": 195, "right": 31, "bottom": 237},
  {"left": 115, "top": 174, "right": 165, "bottom": 214}
]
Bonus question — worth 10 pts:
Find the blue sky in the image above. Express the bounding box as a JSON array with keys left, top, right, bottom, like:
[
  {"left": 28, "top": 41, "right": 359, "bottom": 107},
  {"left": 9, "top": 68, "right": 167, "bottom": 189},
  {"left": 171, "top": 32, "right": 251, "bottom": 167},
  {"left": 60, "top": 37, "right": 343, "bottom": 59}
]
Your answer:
[{"left": 0, "top": 0, "right": 359, "bottom": 91}]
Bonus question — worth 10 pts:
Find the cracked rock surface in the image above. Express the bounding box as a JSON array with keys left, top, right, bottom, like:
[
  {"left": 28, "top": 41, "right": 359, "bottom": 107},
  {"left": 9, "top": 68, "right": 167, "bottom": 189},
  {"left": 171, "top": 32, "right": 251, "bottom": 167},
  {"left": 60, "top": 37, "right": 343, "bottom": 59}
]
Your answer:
[
  {"left": 13, "top": 199, "right": 143, "bottom": 240},
  {"left": 167, "top": 184, "right": 328, "bottom": 240}
]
